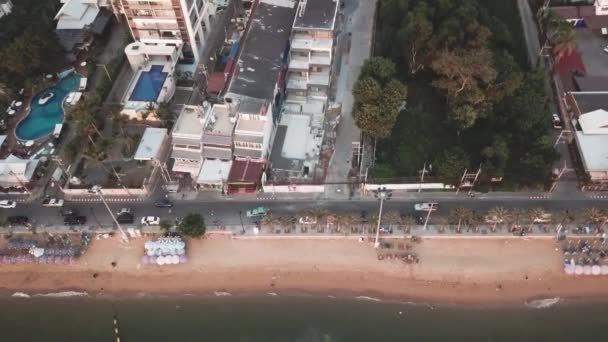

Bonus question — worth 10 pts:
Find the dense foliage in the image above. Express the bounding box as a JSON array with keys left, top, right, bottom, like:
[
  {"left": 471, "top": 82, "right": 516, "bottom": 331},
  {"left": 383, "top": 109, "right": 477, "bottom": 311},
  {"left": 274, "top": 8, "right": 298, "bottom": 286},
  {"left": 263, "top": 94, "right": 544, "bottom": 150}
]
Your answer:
[
  {"left": 177, "top": 213, "right": 207, "bottom": 238},
  {"left": 0, "top": 0, "right": 62, "bottom": 95},
  {"left": 369, "top": 0, "right": 558, "bottom": 185}
]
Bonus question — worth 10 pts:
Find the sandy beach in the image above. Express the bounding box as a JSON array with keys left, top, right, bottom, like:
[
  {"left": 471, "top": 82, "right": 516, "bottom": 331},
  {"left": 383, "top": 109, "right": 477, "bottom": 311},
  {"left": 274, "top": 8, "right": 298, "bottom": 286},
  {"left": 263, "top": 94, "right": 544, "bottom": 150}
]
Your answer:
[{"left": 1, "top": 235, "right": 608, "bottom": 304}]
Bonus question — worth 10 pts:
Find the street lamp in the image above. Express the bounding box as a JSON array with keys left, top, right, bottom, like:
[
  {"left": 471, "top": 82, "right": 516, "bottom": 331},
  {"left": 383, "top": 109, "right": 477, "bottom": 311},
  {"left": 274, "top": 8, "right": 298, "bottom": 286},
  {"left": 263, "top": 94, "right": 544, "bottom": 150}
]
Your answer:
[
  {"left": 372, "top": 187, "right": 392, "bottom": 248},
  {"left": 92, "top": 185, "right": 128, "bottom": 242},
  {"left": 97, "top": 64, "right": 112, "bottom": 82}
]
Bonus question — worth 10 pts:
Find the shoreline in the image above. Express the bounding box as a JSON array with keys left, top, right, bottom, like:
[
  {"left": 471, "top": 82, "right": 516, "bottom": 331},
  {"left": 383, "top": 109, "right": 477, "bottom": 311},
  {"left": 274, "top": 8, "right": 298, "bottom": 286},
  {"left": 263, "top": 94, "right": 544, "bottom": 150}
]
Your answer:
[{"left": 2, "top": 237, "right": 608, "bottom": 306}]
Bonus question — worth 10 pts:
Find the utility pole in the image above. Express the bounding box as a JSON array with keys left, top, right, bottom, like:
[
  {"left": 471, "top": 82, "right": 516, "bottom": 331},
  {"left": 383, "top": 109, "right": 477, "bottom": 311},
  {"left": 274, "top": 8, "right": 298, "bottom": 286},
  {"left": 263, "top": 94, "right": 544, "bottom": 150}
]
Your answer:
[
  {"left": 92, "top": 185, "right": 128, "bottom": 242},
  {"left": 97, "top": 64, "right": 112, "bottom": 82},
  {"left": 372, "top": 187, "right": 392, "bottom": 248},
  {"left": 456, "top": 166, "right": 482, "bottom": 195},
  {"left": 422, "top": 205, "right": 434, "bottom": 231},
  {"left": 418, "top": 163, "right": 428, "bottom": 193}
]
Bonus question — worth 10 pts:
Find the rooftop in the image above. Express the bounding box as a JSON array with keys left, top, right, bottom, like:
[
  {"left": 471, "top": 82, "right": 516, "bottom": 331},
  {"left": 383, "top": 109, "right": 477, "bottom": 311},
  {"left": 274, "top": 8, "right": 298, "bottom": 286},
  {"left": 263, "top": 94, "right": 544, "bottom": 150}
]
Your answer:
[
  {"left": 235, "top": 117, "right": 266, "bottom": 133},
  {"left": 197, "top": 159, "right": 232, "bottom": 184},
  {"left": 173, "top": 106, "right": 205, "bottom": 137},
  {"left": 227, "top": 158, "right": 265, "bottom": 185},
  {"left": 226, "top": 0, "right": 297, "bottom": 100},
  {"left": 204, "top": 104, "right": 235, "bottom": 135},
  {"left": 571, "top": 92, "right": 608, "bottom": 115},
  {"left": 134, "top": 128, "right": 167, "bottom": 161},
  {"left": 293, "top": 0, "right": 339, "bottom": 30},
  {"left": 574, "top": 76, "right": 608, "bottom": 92},
  {"left": 576, "top": 131, "right": 608, "bottom": 171},
  {"left": 270, "top": 114, "right": 322, "bottom": 173},
  {"left": 578, "top": 109, "right": 608, "bottom": 134}
]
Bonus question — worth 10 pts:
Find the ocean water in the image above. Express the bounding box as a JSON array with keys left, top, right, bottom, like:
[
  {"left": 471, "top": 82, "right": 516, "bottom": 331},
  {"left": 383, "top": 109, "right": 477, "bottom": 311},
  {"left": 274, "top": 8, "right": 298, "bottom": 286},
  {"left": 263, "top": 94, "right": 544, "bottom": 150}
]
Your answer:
[{"left": 0, "top": 295, "right": 607, "bottom": 341}]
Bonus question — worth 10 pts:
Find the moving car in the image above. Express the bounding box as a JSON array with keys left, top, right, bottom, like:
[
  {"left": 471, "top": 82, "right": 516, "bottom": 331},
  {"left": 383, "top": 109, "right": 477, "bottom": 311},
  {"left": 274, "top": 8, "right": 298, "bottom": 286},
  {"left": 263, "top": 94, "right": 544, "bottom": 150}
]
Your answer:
[
  {"left": 7, "top": 216, "right": 28, "bottom": 225},
  {"left": 64, "top": 215, "right": 87, "bottom": 225},
  {"left": 117, "top": 208, "right": 132, "bottom": 216},
  {"left": 414, "top": 202, "right": 438, "bottom": 211},
  {"left": 141, "top": 216, "right": 160, "bottom": 225},
  {"left": 0, "top": 200, "right": 17, "bottom": 208},
  {"left": 154, "top": 199, "right": 173, "bottom": 208},
  {"left": 552, "top": 113, "right": 562, "bottom": 129},
  {"left": 61, "top": 208, "right": 78, "bottom": 216},
  {"left": 246, "top": 206, "right": 267, "bottom": 217},
  {"left": 42, "top": 198, "right": 64, "bottom": 207}
]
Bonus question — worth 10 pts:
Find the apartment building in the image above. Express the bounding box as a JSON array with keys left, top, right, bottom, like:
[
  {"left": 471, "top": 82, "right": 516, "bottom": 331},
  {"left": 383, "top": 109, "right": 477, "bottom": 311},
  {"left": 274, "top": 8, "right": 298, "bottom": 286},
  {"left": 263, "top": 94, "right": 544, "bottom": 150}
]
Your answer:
[
  {"left": 170, "top": 105, "right": 205, "bottom": 178},
  {"left": 119, "top": 0, "right": 217, "bottom": 64},
  {"left": 285, "top": 0, "right": 338, "bottom": 104},
  {"left": 197, "top": 103, "right": 235, "bottom": 189}
]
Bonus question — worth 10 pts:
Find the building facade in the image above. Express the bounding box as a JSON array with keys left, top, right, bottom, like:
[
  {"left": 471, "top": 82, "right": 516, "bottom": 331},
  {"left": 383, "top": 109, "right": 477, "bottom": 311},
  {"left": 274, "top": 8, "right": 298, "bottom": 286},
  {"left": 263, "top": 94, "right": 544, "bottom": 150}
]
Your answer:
[
  {"left": 170, "top": 105, "right": 205, "bottom": 178},
  {"left": 119, "top": 0, "right": 216, "bottom": 64}
]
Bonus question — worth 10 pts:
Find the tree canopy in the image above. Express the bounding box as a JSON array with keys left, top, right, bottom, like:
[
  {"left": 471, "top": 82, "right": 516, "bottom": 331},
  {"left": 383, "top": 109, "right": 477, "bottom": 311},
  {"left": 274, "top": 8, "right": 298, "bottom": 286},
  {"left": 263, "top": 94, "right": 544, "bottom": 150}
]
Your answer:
[
  {"left": 371, "top": 0, "right": 557, "bottom": 186},
  {"left": 177, "top": 213, "right": 207, "bottom": 238}
]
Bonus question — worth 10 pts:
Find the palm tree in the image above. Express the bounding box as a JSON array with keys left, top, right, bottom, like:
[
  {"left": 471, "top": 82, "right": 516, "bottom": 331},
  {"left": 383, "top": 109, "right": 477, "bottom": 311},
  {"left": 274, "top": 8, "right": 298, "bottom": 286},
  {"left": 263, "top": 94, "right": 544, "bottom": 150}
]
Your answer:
[
  {"left": 449, "top": 207, "right": 472, "bottom": 233},
  {"left": 261, "top": 214, "right": 278, "bottom": 234},
  {"left": 527, "top": 207, "right": 547, "bottom": 233},
  {"left": 307, "top": 208, "right": 327, "bottom": 231},
  {"left": 487, "top": 206, "right": 509, "bottom": 232},
  {"left": 383, "top": 211, "right": 401, "bottom": 231},
  {"left": 551, "top": 20, "right": 576, "bottom": 61},
  {"left": 433, "top": 215, "right": 448, "bottom": 234},
  {"left": 583, "top": 207, "right": 605, "bottom": 233},
  {"left": 555, "top": 210, "right": 574, "bottom": 232},
  {"left": 508, "top": 208, "right": 526, "bottom": 232},
  {"left": 400, "top": 215, "right": 416, "bottom": 234}
]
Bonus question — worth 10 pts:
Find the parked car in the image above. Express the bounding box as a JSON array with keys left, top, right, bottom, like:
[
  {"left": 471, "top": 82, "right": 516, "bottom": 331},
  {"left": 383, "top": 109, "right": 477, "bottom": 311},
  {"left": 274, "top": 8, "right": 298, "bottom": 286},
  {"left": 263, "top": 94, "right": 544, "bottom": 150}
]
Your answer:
[
  {"left": 552, "top": 113, "right": 562, "bottom": 129},
  {"left": 42, "top": 198, "right": 64, "bottom": 207},
  {"left": 414, "top": 202, "right": 438, "bottom": 211},
  {"left": 7, "top": 216, "right": 28, "bottom": 225},
  {"left": 0, "top": 200, "right": 17, "bottom": 208},
  {"left": 416, "top": 215, "right": 424, "bottom": 225},
  {"left": 117, "top": 213, "right": 134, "bottom": 224},
  {"left": 379, "top": 226, "right": 393, "bottom": 234},
  {"left": 298, "top": 216, "right": 317, "bottom": 225},
  {"left": 61, "top": 208, "right": 78, "bottom": 216},
  {"left": 141, "top": 216, "right": 160, "bottom": 225},
  {"left": 117, "top": 208, "right": 132, "bottom": 216},
  {"left": 64, "top": 215, "right": 87, "bottom": 225},
  {"left": 154, "top": 199, "right": 173, "bottom": 208},
  {"left": 246, "top": 206, "right": 267, "bottom": 217}
]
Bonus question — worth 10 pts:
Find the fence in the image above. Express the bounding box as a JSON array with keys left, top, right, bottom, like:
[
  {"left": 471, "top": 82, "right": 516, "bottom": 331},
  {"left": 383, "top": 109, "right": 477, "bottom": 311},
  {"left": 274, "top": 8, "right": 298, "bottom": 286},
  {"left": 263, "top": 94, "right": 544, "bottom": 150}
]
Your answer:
[
  {"left": 262, "top": 184, "right": 325, "bottom": 193},
  {"left": 363, "top": 183, "right": 455, "bottom": 191}
]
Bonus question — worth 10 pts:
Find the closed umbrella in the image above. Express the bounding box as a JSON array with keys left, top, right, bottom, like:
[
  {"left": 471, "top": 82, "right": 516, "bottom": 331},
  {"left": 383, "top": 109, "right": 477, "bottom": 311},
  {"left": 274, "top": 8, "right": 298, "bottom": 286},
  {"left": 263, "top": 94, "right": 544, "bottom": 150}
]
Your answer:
[{"left": 592, "top": 265, "right": 601, "bottom": 275}]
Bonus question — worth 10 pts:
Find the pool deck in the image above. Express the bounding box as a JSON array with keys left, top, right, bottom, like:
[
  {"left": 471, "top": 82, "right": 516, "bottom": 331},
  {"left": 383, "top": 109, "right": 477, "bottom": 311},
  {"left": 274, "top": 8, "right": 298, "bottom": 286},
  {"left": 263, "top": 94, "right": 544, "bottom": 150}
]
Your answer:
[{"left": 121, "top": 62, "right": 176, "bottom": 118}]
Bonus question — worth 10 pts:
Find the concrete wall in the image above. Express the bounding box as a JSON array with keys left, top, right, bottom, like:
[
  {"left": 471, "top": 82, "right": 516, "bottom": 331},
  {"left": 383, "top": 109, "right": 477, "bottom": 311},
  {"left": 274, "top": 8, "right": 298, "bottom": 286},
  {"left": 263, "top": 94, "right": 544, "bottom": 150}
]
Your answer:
[
  {"left": 262, "top": 184, "right": 325, "bottom": 193},
  {"left": 363, "top": 183, "right": 455, "bottom": 191}
]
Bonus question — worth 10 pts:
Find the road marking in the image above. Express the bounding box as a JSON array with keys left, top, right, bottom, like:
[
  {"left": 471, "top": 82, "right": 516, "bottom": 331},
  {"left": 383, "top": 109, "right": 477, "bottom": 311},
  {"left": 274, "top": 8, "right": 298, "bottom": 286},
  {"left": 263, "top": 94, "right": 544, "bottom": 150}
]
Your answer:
[
  {"left": 590, "top": 195, "right": 608, "bottom": 199},
  {"left": 257, "top": 197, "right": 276, "bottom": 201},
  {"left": 529, "top": 195, "right": 548, "bottom": 199},
  {"left": 67, "top": 198, "right": 145, "bottom": 203}
]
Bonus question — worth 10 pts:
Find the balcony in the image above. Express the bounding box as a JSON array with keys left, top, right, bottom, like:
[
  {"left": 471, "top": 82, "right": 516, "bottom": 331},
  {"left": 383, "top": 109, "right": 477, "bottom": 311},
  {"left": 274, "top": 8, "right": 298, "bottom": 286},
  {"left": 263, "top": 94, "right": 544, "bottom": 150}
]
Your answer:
[
  {"left": 286, "top": 76, "right": 308, "bottom": 90},
  {"left": 291, "top": 34, "right": 332, "bottom": 51},
  {"left": 134, "top": 22, "right": 180, "bottom": 31},
  {"left": 288, "top": 55, "right": 309, "bottom": 71},
  {"left": 309, "top": 53, "right": 331, "bottom": 66},
  {"left": 308, "top": 70, "right": 330, "bottom": 87}
]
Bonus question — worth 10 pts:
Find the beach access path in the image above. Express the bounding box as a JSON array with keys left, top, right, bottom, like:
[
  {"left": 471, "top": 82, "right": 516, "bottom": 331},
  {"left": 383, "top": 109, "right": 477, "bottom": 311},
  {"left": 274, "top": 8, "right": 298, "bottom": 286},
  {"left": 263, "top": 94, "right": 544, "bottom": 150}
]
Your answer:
[{"left": 1, "top": 237, "right": 608, "bottom": 304}]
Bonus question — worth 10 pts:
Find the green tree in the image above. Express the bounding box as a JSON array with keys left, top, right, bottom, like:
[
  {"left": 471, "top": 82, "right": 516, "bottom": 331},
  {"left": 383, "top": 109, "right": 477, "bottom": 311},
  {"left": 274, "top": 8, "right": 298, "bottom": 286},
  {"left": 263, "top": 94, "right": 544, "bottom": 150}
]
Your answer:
[
  {"left": 360, "top": 57, "right": 396, "bottom": 84},
  {"left": 434, "top": 147, "right": 469, "bottom": 180},
  {"left": 353, "top": 77, "right": 382, "bottom": 104},
  {"left": 177, "top": 213, "right": 206, "bottom": 238},
  {"left": 403, "top": 2, "right": 433, "bottom": 74},
  {"left": 551, "top": 20, "right": 576, "bottom": 61}
]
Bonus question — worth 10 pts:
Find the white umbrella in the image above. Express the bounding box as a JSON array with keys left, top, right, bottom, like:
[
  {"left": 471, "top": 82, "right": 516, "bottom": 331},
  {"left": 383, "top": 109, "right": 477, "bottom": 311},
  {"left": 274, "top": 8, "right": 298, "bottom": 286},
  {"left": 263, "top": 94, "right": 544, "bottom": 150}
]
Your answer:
[
  {"left": 584, "top": 265, "right": 593, "bottom": 275},
  {"left": 171, "top": 255, "right": 179, "bottom": 264},
  {"left": 25, "top": 140, "right": 34, "bottom": 147},
  {"left": 602, "top": 265, "right": 608, "bottom": 275},
  {"left": 8, "top": 109, "right": 15, "bottom": 116},
  {"left": 146, "top": 249, "right": 155, "bottom": 256},
  {"left": 564, "top": 264, "right": 575, "bottom": 275},
  {"left": 177, "top": 249, "right": 185, "bottom": 256},
  {"left": 156, "top": 256, "right": 165, "bottom": 265},
  {"left": 575, "top": 265, "right": 584, "bottom": 275},
  {"left": 592, "top": 265, "right": 601, "bottom": 275}
]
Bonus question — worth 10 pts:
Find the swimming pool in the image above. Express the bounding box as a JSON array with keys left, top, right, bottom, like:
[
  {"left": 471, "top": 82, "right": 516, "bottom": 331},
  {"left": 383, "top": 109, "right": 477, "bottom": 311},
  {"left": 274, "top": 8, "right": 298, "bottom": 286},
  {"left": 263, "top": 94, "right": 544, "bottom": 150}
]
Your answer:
[
  {"left": 15, "top": 72, "right": 81, "bottom": 141},
  {"left": 129, "top": 65, "right": 168, "bottom": 102}
]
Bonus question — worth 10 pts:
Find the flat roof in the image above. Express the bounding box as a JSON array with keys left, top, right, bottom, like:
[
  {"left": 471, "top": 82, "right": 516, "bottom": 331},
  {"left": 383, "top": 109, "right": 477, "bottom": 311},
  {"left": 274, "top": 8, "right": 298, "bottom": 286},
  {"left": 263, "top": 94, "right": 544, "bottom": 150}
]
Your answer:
[
  {"left": 197, "top": 159, "right": 232, "bottom": 184},
  {"left": 576, "top": 131, "right": 608, "bottom": 171},
  {"left": 134, "top": 128, "right": 167, "bottom": 160},
  {"left": 293, "top": 0, "right": 339, "bottom": 30},
  {"left": 173, "top": 106, "right": 204, "bottom": 137},
  {"left": 228, "top": 158, "right": 265, "bottom": 184},
  {"left": 205, "top": 104, "right": 235, "bottom": 134},
  {"left": 235, "top": 117, "right": 266, "bottom": 132},
  {"left": 270, "top": 125, "right": 304, "bottom": 171},
  {"left": 282, "top": 115, "right": 310, "bottom": 159},
  {"left": 571, "top": 92, "right": 608, "bottom": 115},
  {"left": 226, "top": 0, "right": 296, "bottom": 100},
  {"left": 574, "top": 76, "right": 608, "bottom": 92}
]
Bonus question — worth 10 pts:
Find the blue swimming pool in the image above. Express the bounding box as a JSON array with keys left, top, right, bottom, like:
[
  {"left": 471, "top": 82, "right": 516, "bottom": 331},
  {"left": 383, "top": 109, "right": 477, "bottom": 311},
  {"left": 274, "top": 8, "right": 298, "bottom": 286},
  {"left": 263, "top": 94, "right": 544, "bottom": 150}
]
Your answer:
[
  {"left": 129, "top": 65, "right": 168, "bottom": 102},
  {"left": 15, "top": 72, "right": 81, "bottom": 141}
]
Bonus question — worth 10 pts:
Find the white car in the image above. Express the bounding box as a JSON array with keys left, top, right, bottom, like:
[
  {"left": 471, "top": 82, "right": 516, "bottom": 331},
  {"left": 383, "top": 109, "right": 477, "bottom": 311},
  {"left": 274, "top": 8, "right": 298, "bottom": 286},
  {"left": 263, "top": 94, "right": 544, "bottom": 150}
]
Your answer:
[
  {"left": 141, "top": 216, "right": 160, "bottom": 225},
  {"left": 42, "top": 198, "right": 64, "bottom": 207},
  {"left": 414, "top": 202, "right": 438, "bottom": 211},
  {"left": 0, "top": 200, "right": 17, "bottom": 209},
  {"left": 552, "top": 113, "right": 562, "bottom": 129}
]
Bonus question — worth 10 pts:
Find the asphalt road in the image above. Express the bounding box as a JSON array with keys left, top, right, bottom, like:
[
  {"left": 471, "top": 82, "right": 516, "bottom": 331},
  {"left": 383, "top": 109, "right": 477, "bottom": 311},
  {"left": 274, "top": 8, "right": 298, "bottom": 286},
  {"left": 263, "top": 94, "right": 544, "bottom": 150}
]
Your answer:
[{"left": 2, "top": 198, "right": 608, "bottom": 229}]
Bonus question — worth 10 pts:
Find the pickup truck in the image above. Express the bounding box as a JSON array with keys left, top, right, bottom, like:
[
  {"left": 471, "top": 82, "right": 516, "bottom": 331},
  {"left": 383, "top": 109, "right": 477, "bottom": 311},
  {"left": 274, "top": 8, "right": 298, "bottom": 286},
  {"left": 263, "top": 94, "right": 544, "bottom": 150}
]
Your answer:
[{"left": 246, "top": 206, "right": 267, "bottom": 217}]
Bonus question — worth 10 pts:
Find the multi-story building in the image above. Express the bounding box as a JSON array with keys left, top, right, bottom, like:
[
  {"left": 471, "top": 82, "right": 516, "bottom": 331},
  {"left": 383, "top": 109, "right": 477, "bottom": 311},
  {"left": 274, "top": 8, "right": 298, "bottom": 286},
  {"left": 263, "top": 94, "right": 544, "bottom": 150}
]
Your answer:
[
  {"left": 285, "top": 0, "right": 338, "bottom": 104},
  {"left": 197, "top": 103, "right": 236, "bottom": 189},
  {"left": 0, "top": 0, "right": 12, "bottom": 18},
  {"left": 119, "top": 0, "right": 217, "bottom": 64},
  {"left": 170, "top": 105, "right": 205, "bottom": 178}
]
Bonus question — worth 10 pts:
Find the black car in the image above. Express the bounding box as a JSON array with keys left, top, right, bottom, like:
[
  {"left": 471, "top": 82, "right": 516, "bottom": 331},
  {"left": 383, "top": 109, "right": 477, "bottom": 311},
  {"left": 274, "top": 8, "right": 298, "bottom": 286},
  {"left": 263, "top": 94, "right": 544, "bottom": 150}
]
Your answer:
[
  {"left": 7, "top": 216, "right": 28, "bottom": 225},
  {"left": 64, "top": 215, "right": 87, "bottom": 225},
  {"left": 154, "top": 199, "right": 173, "bottom": 208},
  {"left": 416, "top": 215, "right": 424, "bottom": 225},
  {"left": 117, "top": 213, "right": 134, "bottom": 224}
]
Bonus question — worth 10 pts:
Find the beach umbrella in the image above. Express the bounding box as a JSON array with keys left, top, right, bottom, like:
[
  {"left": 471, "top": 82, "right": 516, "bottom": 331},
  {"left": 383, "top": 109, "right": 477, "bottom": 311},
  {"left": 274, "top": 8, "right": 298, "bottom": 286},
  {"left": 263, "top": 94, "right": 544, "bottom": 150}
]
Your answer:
[
  {"left": 575, "top": 265, "right": 584, "bottom": 275},
  {"left": 177, "top": 248, "right": 185, "bottom": 256},
  {"left": 602, "top": 265, "right": 608, "bottom": 275},
  {"left": 584, "top": 265, "right": 593, "bottom": 275},
  {"left": 145, "top": 241, "right": 153, "bottom": 250},
  {"left": 157, "top": 256, "right": 165, "bottom": 266},
  {"left": 146, "top": 249, "right": 155, "bottom": 256},
  {"left": 179, "top": 255, "right": 188, "bottom": 264},
  {"left": 592, "top": 265, "right": 601, "bottom": 275},
  {"left": 171, "top": 255, "right": 179, "bottom": 264}
]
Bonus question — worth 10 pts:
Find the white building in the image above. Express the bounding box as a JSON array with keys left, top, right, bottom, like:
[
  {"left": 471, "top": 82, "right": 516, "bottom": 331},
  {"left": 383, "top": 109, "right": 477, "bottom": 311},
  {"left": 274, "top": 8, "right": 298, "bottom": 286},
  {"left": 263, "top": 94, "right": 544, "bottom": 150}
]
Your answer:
[
  {"left": 170, "top": 105, "right": 206, "bottom": 178},
  {"left": 119, "top": 0, "right": 218, "bottom": 64},
  {"left": 0, "top": 155, "right": 40, "bottom": 189},
  {"left": 0, "top": 0, "right": 13, "bottom": 18}
]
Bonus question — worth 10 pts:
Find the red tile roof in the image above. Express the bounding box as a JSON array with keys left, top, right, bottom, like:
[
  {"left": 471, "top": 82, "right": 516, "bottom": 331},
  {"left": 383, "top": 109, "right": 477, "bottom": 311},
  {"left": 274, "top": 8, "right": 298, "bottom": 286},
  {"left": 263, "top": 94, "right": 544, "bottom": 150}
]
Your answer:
[
  {"left": 554, "top": 50, "right": 586, "bottom": 75},
  {"left": 207, "top": 72, "right": 226, "bottom": 94},
  {"left": 227, "top": 158, "right": 265, "bottom": 185}
]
